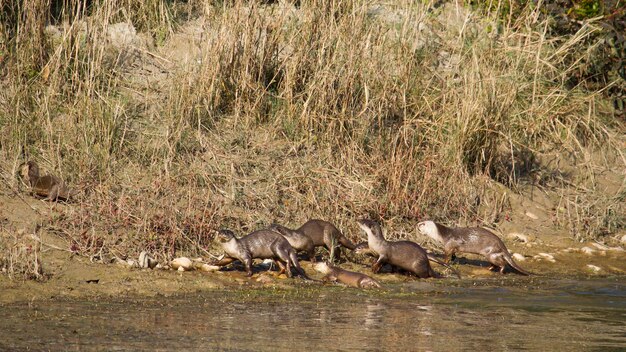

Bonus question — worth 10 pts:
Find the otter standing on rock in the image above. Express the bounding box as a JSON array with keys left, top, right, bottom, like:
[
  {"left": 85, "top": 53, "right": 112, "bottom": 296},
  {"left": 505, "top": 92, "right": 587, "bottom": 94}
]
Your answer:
[
  {"left": 213, "top": 229, "right": 309, "bottom": 279},
  {"left": 19, "top": 161, "right": 74, "bottom": 201},
  {"left": 357, "top": 219, "right": 449, "bottom": 279},
  {"left": 268, "top": 223, "right": 316, "bottom": 262},
  {"left": 417, "top": 220, "right": 531, "bottom": 275},
  {"left": 313, "top": 261, "right": 381, "bottom": 289},
  {"left": 271, "top": 220, "right": 356, "bottom": 261}
]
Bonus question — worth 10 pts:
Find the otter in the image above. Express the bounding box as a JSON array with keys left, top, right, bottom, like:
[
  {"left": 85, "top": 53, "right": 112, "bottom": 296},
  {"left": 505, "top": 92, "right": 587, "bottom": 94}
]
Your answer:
[
  {"left": 213, "top": 229, "right": 309, "bottom": 278},
  {"left": 417, "top": 220, "right": 531, "bottom": 275},
  {"left": 357, "top": 219, "right": 445, "bottom": 279},
  {"left": 267, "top": 223, "right": 316, "bottom": 262},
  {"left": 19, "top": 161, "right": 74, "bottom": 201},
  {"left": 354, "top": 239, "right": 460, "bottom": 278},
  {"left": 271, "top": 220, "right": 356, "bottom": 261},
  {"left": 313, "top": 261, "right": 381, "bottom": 289}
]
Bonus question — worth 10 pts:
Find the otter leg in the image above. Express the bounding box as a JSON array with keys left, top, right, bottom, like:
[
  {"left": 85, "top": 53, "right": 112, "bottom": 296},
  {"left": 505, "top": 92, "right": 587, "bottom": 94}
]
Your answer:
[
  {"left": 443, "top": 246, "right": 456, "bottom": 264},
  {"left": 499, "top": 266, "right": 506, "bottom": 274},
  {"left": 321, "top": 274, "right": 337, "bottom": 283},
  {"left": 47, "top": 184, "right": 60, "bottom": 201},
  {"left": 308, "top": 247, "right": 316, "bottom": 263},
  {"left": 276, "top": 260, "right": 287, "bottom": 275},
  {"left": 372, "top": 255, "right": 387, "bottom": 274},
  {"left": 243, "top": 256, "right": 254, "bottom": 276},
  {"left": 284, "top": 259, "right": 293, "bottom": 278}
]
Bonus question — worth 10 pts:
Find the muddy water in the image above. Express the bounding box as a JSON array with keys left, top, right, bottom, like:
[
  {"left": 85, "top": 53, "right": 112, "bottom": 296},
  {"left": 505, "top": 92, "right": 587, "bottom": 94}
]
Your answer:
[{"left": 0, "top": 277, "right": 624, "bottom": 351}]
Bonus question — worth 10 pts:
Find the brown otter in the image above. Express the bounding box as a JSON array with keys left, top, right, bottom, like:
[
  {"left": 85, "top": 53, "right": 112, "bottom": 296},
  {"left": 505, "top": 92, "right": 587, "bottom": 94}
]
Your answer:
[
  {"left": 270, "top": 220, "right": 356, "bottom": 261},
  {"left": 417, "top": 220, "right": 531, "bottom": 275},
  {"left": 357, "top": 219, "right": 443, "bottom": 279},
  {"left": 213, "top": 229, "right": 309, "bottom": 279},
  {"left": 354, "top": 239, "right": 460, "bottom": 278},
  {"left": 19, "top": 161, "right": 74, "bottom": 201},
  {"left": 313, "top": 261, "right": 381, "bottom": 289},
  {"left": 267, "top": 223, "right": 316, "bottom": 262}
]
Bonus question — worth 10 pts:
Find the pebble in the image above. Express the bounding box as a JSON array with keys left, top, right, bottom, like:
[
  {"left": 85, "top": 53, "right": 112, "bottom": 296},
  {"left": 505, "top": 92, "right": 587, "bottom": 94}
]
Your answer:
[
  {"left": 621, "top": 234, "right": 626, "bottom": 244},
  {"left": 534, "top": 253, "right": 555, "bottom": 262},
  {"left": 586, "top": 264, "right": 602, "bottom": 273},
  {"left": 197, "top": 263, "right": 220, "bottom": 272},
  {"left": 512, "top": 253, "right": 526, "bottom": 261},
  {"left": 580, "top": 247, "right": 596, "bottom": 255},
  {"left": 507, "top": 233, "right": 530, "bottom": 243},
  {"left": 170, "top": 257, "right": 194, "bottom": 271},
  {"left": 525, "top": 211, "right": 539, "bottom": 220},
  {"left": 591, "top": 243, "right": 610, "bottom": 251}
]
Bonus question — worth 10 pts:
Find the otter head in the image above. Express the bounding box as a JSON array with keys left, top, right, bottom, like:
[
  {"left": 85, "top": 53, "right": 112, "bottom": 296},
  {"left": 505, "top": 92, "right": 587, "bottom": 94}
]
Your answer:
[
  {"left": 267, "top": 223, "right": 286, "bottom": 235},
  {"left": 313, "top": 261, "right": 331, "bottom": 274},
  {"left": 26, "top": 161, "right": 40, "bottom": 179},
  {"left": 357, "top": 219, "right": 382, "bottom": 239},
  {"left": 353, "top": 242, "right": 376, "bottom": 256},
  {"left": 417, "top": 221, "right": 444, "bottom": 243},
  {"left": 216, "top": 229, "right": 236, "bottom": 243}
]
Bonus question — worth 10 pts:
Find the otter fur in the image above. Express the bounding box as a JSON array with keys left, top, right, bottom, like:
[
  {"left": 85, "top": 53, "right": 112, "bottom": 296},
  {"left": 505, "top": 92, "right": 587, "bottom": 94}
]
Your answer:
[
  {"left": 270, "top": 220, "right": 356, "bottom": 261},
  {"left": 313, "top": 261, "right": 381, "bottom": 289},
  {"left": 417, "top": 220, "right": 531, "bottom": 275},
  {"left": 19, "top": 161, "right": 75, "bottom": 201},
  {"left": 214, "top": 229, "right": 309, "bottom": 279},
  {"left": 267, "top": 223, "right": 316, "bottom": 262},
  {"left": 357, "top": 219, "right": 441, "bottom": 279}
]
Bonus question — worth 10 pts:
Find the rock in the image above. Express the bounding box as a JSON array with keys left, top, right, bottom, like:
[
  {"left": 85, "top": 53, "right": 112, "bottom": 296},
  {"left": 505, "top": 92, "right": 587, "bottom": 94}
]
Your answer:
[
  {"left": 620, "top": 234, "right": 626, "bottom": 244},
  {"left": 107, "top": 23, "right": 140, "bottom": 49},
  {"left": 512, "top": 253, "right": 526, "bottom": 261},
  {"left": 534, "top": 253, "right": 555, "bottom": 262},
  {"left": 197, "top": 263, "right": 220, "bottom": 272},
  {"left": 524, "top": 211, "right": 539, "bottom": 220},
  {"left": 580, "top": 247, "right": 596, "bottom": 255},
  {"left": 126, "top": 259, "right": 137, "bottom": 267},
  {"left": 170, "top": 257, "right": 194, "bottom": 271},
  {"left": 586, "top": 264, "right": 602, "bottom": 273},
  {"left": 591, "top": 243, "right": 610, "bottom": 251},
  {"left": 507, "top": 233, "right": 530, "bottom": 243},
  {"left": 256, "top": 275, "right": 274, "bottom": 284},
  {"left": 138, "top": 251, "right": 149, "bottom": 268}
]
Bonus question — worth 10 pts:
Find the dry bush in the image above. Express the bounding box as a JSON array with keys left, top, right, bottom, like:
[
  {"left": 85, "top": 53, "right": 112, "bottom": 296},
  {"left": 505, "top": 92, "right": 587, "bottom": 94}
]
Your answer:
[
  {"left": 0, "top": 229, "right": 45, "bottom": 281},
  {"left": 0, "top": 0, "right": 624, "bottom": 262}
]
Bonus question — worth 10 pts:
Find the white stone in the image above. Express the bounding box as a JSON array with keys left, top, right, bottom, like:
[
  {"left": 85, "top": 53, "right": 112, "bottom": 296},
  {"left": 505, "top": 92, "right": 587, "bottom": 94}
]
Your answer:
[
  {"left": 586, "top": 264, "right": 602, "bottom": 272},
  {"left": 198, "top": 263, "right": 220, "bottom": 272},
  {"left": 537, "top": 253, "right": 555, "bottom": 262},
  {"left": 507, "top": 233, "right": 530, "bottom": 243},
  {"left": 591, "top": 243, "right": 610, "bottom": 251},
  {"left": 580, "top": 247, "right": 596, "bottom": 255},
  {"left": 512, "top": 253, "right": 526, "bottom": 261},
  {"left": 170, "top": 257, "right": 194, "bottom": 271},
  {"left": 525, "top": 211, "right": 539, "bottom": 220}
]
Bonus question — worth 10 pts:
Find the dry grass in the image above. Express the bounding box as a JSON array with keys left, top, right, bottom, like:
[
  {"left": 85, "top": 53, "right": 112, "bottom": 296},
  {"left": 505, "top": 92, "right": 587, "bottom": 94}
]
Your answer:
[{"left": 0, "top": 0, "right": 624, "bottom": 264}]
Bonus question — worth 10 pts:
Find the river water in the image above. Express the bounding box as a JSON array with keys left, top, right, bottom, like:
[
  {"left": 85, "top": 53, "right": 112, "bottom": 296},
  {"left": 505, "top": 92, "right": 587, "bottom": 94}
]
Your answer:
[{"left": 0, "top": 276, "right": 624, "bottom": 351}]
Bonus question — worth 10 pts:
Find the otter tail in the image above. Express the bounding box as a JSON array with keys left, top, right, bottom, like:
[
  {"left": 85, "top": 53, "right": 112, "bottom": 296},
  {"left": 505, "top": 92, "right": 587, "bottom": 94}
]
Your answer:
[
  {"left": 504, "top": 253, "right": 532, "bottom": 276},
  {"left": 427, "top": 254, "right": 461, "bottom": 279},
  {"left": 338, "top": 235, "right": 356, "bottom": 250},
  {"left": 289, "top": 251, "right": 310, "bottom": 280}
]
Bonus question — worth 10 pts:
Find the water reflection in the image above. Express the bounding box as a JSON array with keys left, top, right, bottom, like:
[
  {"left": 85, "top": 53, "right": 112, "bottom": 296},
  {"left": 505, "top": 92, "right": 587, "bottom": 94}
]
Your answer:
[{"left": 0, "top": 278, "right": 624, "bottom": 351}]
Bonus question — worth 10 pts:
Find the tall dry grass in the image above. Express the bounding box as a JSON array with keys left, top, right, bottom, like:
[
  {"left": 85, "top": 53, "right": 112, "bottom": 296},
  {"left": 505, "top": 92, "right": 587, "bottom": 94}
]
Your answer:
[{"left": 0, "top": 0, "right": 624, "bottom": 264}]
